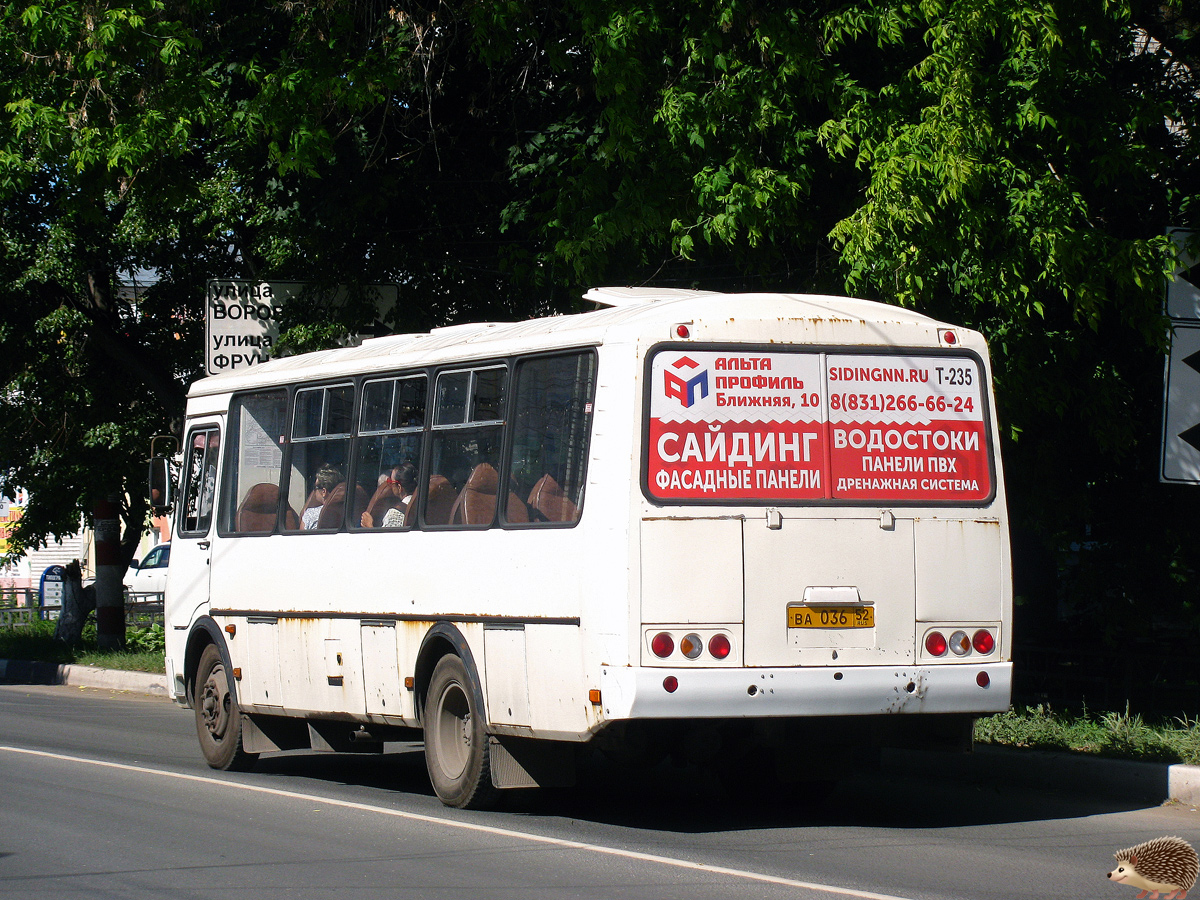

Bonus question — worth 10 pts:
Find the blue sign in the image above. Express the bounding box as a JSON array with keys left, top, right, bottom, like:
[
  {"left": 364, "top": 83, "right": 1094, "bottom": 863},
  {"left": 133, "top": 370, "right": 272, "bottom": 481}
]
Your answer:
[{"left": 39, "top": 565, "right": 64, "bottom": 607}]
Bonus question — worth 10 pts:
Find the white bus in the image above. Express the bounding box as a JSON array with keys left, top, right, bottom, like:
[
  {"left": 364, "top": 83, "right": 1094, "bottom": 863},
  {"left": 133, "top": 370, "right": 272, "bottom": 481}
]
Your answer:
[{"left": 153, "top": 288, "right": 1012, "bottom": 808}]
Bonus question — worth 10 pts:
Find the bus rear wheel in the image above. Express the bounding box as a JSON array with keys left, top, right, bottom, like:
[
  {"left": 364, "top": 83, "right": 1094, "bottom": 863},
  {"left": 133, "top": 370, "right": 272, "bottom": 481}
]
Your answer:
[
  {"left": 423, "top": 654, "right": 498, "bottom": 809},
  {"left": 194, "top": 643, "right": 258, "bottom": 772}
]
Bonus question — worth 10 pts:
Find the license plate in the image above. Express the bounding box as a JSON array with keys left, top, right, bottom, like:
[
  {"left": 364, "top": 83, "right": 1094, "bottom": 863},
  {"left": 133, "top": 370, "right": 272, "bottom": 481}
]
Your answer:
[{"left": 787, "top": 606, "right": 875, "bottom": 629}]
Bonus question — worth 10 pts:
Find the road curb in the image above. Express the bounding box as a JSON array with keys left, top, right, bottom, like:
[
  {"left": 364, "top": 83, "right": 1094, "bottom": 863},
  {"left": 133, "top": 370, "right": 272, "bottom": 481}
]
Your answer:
[
  {"left": 1170, "top": 764, "right": 1200, "bottom": 805},
  {"left": 885, "top": 744, "right": 1200, "bottom": 806},
  {"left": 0, "top": 659, "right": 169, "bottom": 696}
]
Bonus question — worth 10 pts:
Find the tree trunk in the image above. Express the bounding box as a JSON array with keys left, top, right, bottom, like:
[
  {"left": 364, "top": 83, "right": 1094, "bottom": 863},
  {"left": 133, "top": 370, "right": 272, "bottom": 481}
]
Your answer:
[
  {"left": 53, "top": 560, "right": 95, "bottom": 646},
  {"left": 93, "top": 494, "right": 125, "bottom": 650}
]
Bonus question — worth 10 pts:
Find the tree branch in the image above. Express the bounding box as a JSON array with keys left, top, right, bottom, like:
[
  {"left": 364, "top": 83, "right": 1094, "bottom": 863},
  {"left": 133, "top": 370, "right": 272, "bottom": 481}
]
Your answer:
[{"left": 46, "top": 282, "right": 189, "bottom": 414}]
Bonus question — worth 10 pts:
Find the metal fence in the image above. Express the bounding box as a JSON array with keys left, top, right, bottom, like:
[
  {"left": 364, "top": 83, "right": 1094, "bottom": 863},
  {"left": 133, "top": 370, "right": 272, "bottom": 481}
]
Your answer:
[
  {"left": 0, "top": 588, "right": 36, "bottom": 609},
  {"left": 0, "top": 593, "right": 163, "bottom": 629},
  {"left": 125, "top": 597, "right": 165, "bottom": 627}
]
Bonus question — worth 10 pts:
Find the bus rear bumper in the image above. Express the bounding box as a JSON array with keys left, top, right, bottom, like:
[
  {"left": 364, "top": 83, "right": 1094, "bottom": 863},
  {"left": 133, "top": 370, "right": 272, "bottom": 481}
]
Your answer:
[{"left": 599, "top": 662, "right": 1012, "bottom": 720}]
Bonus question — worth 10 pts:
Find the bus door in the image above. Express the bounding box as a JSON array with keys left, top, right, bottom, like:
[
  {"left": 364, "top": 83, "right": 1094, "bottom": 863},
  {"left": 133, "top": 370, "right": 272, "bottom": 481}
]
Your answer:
[{"left": 168, "top": 419, "right": 223, "bottom": 631}]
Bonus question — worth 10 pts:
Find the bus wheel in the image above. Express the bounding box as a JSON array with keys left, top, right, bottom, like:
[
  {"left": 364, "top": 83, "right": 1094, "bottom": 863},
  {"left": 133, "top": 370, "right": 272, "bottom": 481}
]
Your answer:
[
  {"left": 423, "top": 654, "right": 498, "bottom": 809},
  {"left": 194, "top": 643, "right": 258, "bottom": 772}
]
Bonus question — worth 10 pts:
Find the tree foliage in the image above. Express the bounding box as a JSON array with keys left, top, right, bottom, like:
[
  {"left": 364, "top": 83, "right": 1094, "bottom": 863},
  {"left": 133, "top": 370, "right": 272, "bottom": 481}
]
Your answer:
[
  {"left": 0, "top": 0, "right": 1197, "bottom": 658},
  {"left": 495, "top": 0, "right": 1200, "bottom": 647},
  {"left": 813, "top": 1, "right": 1200, "bottom": 648},
  {"left": 0, "top": 0, "right": 429, "bottom": 559}
]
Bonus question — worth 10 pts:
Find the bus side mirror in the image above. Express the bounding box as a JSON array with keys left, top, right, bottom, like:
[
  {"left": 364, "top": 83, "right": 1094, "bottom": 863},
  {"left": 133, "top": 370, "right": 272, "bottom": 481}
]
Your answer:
[{"left": 149, "top": 457, "right": 174, "bottom": 513}]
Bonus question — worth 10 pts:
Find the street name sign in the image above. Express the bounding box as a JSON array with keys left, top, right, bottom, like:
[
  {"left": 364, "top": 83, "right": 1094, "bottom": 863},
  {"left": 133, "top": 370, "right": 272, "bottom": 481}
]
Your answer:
[{"left": 205, "top": 280, "right": 399, "bottom": 376}]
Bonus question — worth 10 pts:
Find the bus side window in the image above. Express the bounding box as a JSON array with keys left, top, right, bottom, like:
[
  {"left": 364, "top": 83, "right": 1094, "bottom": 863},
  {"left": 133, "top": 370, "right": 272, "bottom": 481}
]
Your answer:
[
  {"left": 355, "top": 375, "right": 425, "bottom": 529},
  {"left": 222, "top": 390, "right": 289, "bottom": 535},
  {"left": 179, "top": 427, "right": 220, "bottom": 536},
  {"left": 507, "top": 352, "right": 597, "bottom": 525},
  {"left": 286, "top": 384, "right": 354, "bottom": 532},
  {"left": 427, "top": 367, "right": 506, "bottom": 528}
]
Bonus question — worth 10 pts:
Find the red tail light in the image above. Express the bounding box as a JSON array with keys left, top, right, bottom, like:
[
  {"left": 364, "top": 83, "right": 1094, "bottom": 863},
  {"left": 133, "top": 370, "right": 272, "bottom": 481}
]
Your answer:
[
  {"left": 708, "top": 633, "right": 731, "bottom": 660},
  {"left": 925, "top": 631, "right": 947, "bottom": 657},
  {"left": 651, "top": 632, "right": 674, "bottom": 658},
  {"left": 972, "top": 630, "right": 995, "bottom": 654}
]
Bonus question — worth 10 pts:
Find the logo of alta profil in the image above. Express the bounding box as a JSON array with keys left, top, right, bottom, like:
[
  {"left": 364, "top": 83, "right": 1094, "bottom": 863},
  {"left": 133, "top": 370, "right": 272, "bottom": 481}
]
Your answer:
[{"left": 664, "top": 356, "right": 709, "bottom": 408}]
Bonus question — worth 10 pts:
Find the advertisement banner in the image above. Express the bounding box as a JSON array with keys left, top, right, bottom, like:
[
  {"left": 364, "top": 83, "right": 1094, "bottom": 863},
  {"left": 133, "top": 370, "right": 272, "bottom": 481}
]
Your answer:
[
  {"left": 0, "top": 497, "right": 23, "bottom": 556},
  {"left": 825, "top": 354, "right": 991, "bottom": 502},
  {"left": 647, "top": 349, "right": 992, "bottom": 504}
]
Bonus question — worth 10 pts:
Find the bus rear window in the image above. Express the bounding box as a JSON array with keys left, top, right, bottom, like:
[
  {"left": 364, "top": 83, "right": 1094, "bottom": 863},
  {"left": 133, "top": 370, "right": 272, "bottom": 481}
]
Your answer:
[{"left": 645, "top": 348, "right": 993, "bottom": 505}]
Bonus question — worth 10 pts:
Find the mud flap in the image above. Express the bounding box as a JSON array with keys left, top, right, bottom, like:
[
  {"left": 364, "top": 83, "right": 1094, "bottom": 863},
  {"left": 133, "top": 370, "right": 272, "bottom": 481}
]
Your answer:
[
  {"left": 240, "top": 714, "right": 309, "bottom": 754},
  {"left": 489, "top": 736, "right": 576, "bottom": 789}
]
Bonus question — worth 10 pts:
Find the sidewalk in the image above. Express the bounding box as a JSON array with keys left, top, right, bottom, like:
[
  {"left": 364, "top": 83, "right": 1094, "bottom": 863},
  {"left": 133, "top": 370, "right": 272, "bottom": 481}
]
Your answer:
[
  {"left": 2, "top": 657, "right": 1198, "bottom": 805},
  {"left": 0, "top": 658, "right": 169, "bottom": 697}
]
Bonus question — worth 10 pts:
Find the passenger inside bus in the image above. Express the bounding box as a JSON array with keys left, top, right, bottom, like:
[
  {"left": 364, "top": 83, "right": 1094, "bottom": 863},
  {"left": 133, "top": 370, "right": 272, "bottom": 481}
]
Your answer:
[
  {"left": 301, "top": 464, "right": 342, "bottom": 529},
  {"left": 362, "top": 462, "right": 418, "bottom": 528}
]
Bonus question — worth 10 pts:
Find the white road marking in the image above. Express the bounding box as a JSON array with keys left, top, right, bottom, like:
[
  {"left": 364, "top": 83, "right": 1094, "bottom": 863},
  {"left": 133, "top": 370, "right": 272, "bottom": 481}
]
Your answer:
[{"left": 0, "top": 744, "right": 917, "bottom": 900}]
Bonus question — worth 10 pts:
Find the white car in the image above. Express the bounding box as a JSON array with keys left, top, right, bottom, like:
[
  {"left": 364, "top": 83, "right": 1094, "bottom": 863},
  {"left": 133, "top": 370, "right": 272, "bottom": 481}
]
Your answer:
[{"left": 124, "top": 543, "right": 170, "bottom": 600}]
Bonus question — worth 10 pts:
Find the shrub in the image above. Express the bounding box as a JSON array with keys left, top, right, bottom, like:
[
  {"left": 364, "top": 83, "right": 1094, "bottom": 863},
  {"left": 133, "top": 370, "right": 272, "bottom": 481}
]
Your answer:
[{"left": 975, "top": 704, "right": 1200, "bottom": 765}]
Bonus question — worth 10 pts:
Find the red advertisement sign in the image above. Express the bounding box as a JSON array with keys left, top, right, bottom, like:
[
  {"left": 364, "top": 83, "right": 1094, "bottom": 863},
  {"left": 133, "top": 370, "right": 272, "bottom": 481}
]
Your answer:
[{"left": 646, "top": 350, "right": 992, "bottom": 503}]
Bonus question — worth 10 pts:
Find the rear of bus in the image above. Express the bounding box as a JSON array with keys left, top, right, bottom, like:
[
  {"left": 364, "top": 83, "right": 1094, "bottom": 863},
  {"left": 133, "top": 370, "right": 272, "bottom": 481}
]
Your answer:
[{"left": 597, "top": 294, "right": 1011, "bottom": 764}]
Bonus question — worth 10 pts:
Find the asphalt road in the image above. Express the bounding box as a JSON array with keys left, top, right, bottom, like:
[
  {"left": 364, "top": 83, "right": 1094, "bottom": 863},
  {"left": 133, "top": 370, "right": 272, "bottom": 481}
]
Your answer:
[{"left": 0, "top": 684, "right": 1197, "bottom": 900}]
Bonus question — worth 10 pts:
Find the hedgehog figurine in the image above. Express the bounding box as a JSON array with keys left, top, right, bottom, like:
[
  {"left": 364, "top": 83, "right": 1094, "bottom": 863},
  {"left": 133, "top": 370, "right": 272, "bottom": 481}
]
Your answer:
[{"left": 1108, "top": 836, "right": 1199, "bottom": 899}]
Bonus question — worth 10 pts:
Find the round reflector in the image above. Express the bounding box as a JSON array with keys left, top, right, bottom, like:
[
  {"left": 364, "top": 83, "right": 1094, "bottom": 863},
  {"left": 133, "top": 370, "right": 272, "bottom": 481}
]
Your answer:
[
  {"left": 708, "top": 633, "right": 731, "bottom": 659},
  {"left": 651, "top": 632, "right": 674, "bottom": 658},
  {"left": 976, "top": 671, "right": 990, "bottom": 688},
  {"left": 925, "top": 631, "right": 947, "bottom": 657},
  {"left": 675, "top": 324, "right": 691, "bottom": 339},
  {"left": 949, "top": 630, "right": 971, "bottom": 656},
  {"left": 972, "top": 630, "right": 995, "bottom": 654},
  {"left": 663, "top": 676, "right": 679, "bottom": 693}
]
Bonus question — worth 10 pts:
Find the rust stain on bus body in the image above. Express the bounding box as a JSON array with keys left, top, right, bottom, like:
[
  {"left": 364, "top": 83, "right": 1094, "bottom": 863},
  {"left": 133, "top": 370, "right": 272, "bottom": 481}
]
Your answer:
[
  {"left": 884, "top": 670, "right": 929, "bottom": 714},
  {"left": 316, "top": 710, "right": 367, "bottom": 723}
]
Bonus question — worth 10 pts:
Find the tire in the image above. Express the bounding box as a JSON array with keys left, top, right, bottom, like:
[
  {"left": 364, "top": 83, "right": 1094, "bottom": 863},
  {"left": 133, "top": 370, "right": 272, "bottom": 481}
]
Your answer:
[
  {"left": 194, "top": 643, "right": 258, "bottom": 772},
  {"left": 423, "top": 654, "right": 498, "bottom": 809}
]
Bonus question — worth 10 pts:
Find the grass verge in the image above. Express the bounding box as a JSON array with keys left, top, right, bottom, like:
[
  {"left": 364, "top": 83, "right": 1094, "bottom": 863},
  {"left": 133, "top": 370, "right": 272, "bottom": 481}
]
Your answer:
[
  {"left": 0, "top": 619, "right": 165, "bottom": 673},
  {"left": 974, "top": 704, "right": 1200, "bottom": 766}
]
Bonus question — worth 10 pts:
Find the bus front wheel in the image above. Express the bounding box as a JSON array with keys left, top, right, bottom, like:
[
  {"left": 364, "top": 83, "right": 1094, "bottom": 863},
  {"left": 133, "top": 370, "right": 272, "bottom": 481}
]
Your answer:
[
  {"left": 423, "top": 654, "right": 498, "bottom": 809},
  {"left": 194, "top": 643, "right": 258, "bottom": 772}
]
